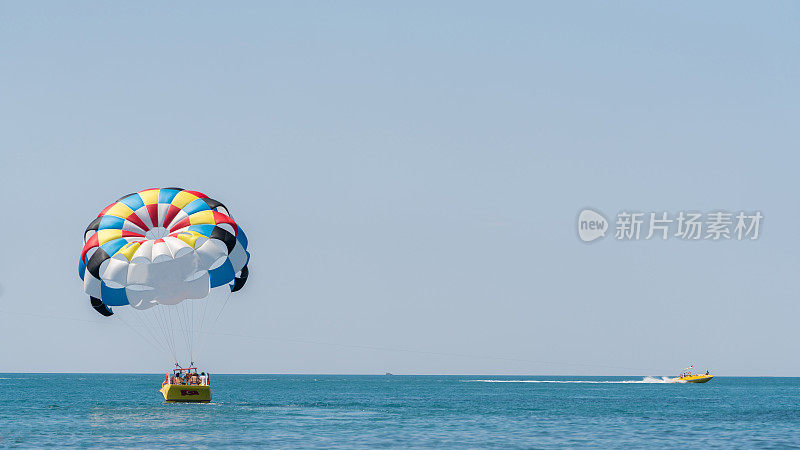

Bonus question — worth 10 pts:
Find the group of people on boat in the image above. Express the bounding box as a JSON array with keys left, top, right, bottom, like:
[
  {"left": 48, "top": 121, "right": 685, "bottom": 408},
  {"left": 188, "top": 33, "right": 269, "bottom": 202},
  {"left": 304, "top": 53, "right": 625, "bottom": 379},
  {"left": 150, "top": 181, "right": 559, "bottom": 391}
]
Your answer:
[
  {"left": 679, "top": 370, "right": 710, "bottom": 378},
  {"left": 169, "top": 370, "right": 208, "bottom": 386}
]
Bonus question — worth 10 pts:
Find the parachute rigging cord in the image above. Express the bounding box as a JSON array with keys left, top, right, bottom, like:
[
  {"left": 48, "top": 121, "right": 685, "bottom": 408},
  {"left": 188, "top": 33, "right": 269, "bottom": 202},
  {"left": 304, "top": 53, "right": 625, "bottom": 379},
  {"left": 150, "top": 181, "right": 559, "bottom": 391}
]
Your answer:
[
  {"left": 76, "top": 187, "right": 250, "bottom": 367},
  {"left": 112, "top": 286, "right": 236, "bottom": 366},
  {"left": 192, "top": 288, "right": 233, "bottom": 362}
]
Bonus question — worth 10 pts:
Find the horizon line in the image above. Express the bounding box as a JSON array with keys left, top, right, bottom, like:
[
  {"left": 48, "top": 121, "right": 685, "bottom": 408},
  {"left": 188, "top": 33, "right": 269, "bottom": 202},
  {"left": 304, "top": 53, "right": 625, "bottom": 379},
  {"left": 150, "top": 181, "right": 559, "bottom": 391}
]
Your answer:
[{"left": 0, "top": 372, "right": 794, "bottom": 377}]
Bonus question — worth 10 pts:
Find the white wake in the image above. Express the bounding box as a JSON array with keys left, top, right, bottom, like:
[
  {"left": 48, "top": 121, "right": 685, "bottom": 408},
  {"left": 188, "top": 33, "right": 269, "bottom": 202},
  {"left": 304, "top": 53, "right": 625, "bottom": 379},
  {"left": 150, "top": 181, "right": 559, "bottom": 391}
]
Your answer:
[{"left": 466, "top": 376, "right": 684, "bottom": 384}]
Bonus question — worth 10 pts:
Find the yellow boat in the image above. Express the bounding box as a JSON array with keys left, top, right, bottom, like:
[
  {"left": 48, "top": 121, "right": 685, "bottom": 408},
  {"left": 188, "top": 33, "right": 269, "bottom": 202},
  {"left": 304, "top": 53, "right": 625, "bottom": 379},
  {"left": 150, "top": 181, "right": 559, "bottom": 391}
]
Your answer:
[
  {"left": 676, "top": 374, "right": 714, "bottom": 383},
  {"left": 673, "top": 365, "right": 713, "bottom": 383},
  {"left": 160, "top": 384, "right": 212, "bottom": 402},
  {"left": 160, "top": 368, "right": 212, "bottom": 403}
]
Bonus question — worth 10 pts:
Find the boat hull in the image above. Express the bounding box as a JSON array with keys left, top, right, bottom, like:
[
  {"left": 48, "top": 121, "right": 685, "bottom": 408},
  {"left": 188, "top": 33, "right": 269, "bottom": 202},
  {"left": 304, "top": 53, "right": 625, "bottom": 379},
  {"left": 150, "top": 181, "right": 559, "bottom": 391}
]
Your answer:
[
  {"left": 677, "top": 375, "right": 714, "bottom": 383},
  {"left": 159, "top": 384, "right": 212, "bottom": 402}
]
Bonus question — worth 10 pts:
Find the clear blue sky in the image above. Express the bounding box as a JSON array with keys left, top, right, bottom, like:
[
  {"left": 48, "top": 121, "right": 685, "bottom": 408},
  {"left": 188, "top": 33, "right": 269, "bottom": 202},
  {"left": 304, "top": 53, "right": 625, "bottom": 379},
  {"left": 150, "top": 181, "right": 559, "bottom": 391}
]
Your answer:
[{"left": 0, "top": 1, "right": 798, "bottom": 375}]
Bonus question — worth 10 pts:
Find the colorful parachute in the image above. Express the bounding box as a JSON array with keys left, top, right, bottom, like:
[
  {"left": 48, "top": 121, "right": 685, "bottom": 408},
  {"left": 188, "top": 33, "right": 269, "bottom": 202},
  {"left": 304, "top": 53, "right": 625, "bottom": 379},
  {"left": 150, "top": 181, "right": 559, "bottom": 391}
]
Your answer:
[{"left": 78, "top": 187, "right": 249, "bottom": 317}]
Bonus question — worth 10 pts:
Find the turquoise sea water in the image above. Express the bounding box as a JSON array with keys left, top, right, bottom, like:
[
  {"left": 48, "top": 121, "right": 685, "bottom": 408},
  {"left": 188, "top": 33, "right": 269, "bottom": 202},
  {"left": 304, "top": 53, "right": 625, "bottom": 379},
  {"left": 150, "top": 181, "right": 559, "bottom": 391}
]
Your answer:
[{"left": 1, "top": 374, "right": 799, "bottom": 447}]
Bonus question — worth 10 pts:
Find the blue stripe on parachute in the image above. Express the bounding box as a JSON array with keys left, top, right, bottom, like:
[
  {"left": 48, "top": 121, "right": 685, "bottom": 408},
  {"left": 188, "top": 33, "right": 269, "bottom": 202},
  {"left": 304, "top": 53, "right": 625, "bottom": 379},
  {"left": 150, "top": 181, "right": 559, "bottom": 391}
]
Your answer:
[
  {"left": 100, "top": 281, "right": 129, "bottom": 306},
  {"left": 98, "top": 215, "right": 125, "bottom": 230},
  {"left": 209, "top": 258, "right": 235, "bottom": 288},
  {"left": 100, "top": 238, "right": 129, "bottom": 257},
  {"left": 119, "top": 193, "right": 145, "bottom": 211},
  {"left": 236, "top": 227, "right": 248, "bottom": 248},
  {"left": 183, "top": 198, "right": 211, "bottom": 216},
  {"left": 158, "top": 188, "right": 181, "bottom": 204},
  {"left": 188, "top": 224, "right": 216, "bottom": 237}
]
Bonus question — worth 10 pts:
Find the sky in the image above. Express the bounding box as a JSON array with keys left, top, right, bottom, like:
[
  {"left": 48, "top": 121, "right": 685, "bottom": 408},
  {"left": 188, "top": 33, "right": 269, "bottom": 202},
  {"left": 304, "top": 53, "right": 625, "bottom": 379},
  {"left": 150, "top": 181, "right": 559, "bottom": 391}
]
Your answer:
[{"left": 0, "top": 1, "right": 798, "bottom": 375}]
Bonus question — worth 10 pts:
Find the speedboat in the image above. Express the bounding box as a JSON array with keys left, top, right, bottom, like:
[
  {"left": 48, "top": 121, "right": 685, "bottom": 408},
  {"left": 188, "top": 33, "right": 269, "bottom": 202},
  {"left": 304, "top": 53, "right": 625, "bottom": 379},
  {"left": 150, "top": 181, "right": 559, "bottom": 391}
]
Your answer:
[
  {"left": 673, "top": 365, "right": 713, "bottom": 383},
  {"left": 676, "top": 374, "right": 714, "bottom": 383},
  {"left": 160, "top": 367, "right": 212, "bottom": 402}
]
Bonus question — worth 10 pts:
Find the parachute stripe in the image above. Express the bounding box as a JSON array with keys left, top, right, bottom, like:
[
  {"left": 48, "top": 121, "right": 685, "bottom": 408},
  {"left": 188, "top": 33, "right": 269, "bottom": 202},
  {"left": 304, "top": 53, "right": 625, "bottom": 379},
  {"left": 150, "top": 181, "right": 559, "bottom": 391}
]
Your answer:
[
  {"left": 121, "top": 219, "right": 148, "bottom": 235},
  {"left": 97, "top": 202, "right": 116, "bottom": 217},
  {"left": 202, "top": 198, "right": 227, "bottom": 212},
  {"left": 100, "top": 281, "right": 129, "bottom": 306},
  {"left": 235, "top": 227, "right": 248, "bottom": 248},
  {"left": 183, "top": 198, "right": 212, "bottom": 216},
  {"left": 118, "top": 241, "right": 143, "bottom": 261},
  {"left": 85, "top": 216, "right": 103, "bottom": 237},
  {"left": 169, "top": 217, "right": 191, "bottom": 231},
  {"left": 81, "top": 233, "right": 100, "bottom": 263},
  {"left": 162, "top": 204, "right": 182, "bottom": 228},
  {"left": 184, "top": 190, "right": 208, "bottom": 199},
  {"left": 139, "top": 188, "right": 159, "bottom": 205},
  {"left": 231, "top": 264, "right": 249, "bottom": 292},
  {"left": 212, "top": 211, "right": 237, "bottom": 230},
  {"left": 119, "top": 193, "right": 145, "bottom": 211},
  {"left": 146, "top": 203, "right": 160, "bottom": 228},
  {"left": 210, "top": 226, "right": 237, "bottom": 253},
  {"left": 170, "top": 191, "right": 199, "bottom": 209},
  {"left": 104, "top": 202, "right": 135, "bottom": 219},
  {"left": 86, "top": 248, "right": 110, "bottom": 279},
  {"left": 98, "top": 215, "right": 125, "bottom": 230},
  {"left": 158, "top": 188, "right": 181, "bottom": 205},
  {"left": 209, "top": 258, "right": 235, "bottom": 288},
  {"left": 125, "top": 211, "right": 149, "bottom": 231},
  {"left": 97, "top": 229, "right": 124, "bottom": 245},
  {"left": 189, "top": 210, "right": 215, "bottom": 226},
  {"left": 90, "top": 296, "right": 114, "bottom": 317},
  {"left": 186, "top": 224, "right": 216, "bottom": 236},
  {"left": 228, "top": 241, "right": 248, "bottom": 271},
  {"left": 100, "top": 238, "right": 132, "bottom": 256},
  {"left": 173, "top": 231, "right": 204, "bottom": 248}
]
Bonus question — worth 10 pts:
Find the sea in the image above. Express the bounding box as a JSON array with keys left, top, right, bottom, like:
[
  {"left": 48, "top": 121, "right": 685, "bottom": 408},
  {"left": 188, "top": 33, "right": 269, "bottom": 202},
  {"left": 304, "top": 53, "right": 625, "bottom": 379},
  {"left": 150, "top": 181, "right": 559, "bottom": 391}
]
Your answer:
[{"left": 1, "top": 374, "right": 799, "bottom": 448}]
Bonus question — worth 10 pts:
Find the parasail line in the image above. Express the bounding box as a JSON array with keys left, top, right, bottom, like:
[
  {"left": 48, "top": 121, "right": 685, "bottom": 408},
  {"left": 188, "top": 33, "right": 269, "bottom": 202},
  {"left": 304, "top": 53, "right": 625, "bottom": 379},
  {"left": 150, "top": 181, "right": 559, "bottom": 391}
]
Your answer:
[
  {"left": 0, "top": 309, "right": 648, "bottom": 372},
  {"left": 117, "top": 312, "right": 170, "bottom": 358}
]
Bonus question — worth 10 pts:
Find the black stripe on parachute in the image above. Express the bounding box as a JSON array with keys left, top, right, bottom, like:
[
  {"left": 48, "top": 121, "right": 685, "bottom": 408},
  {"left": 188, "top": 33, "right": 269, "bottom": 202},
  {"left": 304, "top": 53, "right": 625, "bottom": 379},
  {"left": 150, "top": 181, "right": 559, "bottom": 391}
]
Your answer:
[
  {"left": 84, "top": 216, "right": 102, "bottom": 241},
  {"left": 202, "top": 197, "right": 231, "bottom": 217},
  {"left": 114, "top": 192, "right": 139, "bottom": 203},
  {"left": 201, "top": 197, "right": 226, "bottom": 211},
  {"left": 210, "top": 226, "right": 237, "bottom": 253},
  {"left": 90, "top": 296, "right": 114, "bottom": 316},
  {"left": 231, "top": 264, "right": 249, "bottom": 292},
  {"left": 86, "top": 248, "right": 111, "bottom": 280}
]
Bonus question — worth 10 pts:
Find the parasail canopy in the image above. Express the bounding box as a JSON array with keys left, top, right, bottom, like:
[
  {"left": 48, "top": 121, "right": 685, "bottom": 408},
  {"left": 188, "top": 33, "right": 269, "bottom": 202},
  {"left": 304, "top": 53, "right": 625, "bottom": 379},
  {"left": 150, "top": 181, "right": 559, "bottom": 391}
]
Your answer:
[{"left": 78, "top": 187, "right": 249, "bottom": 316}]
